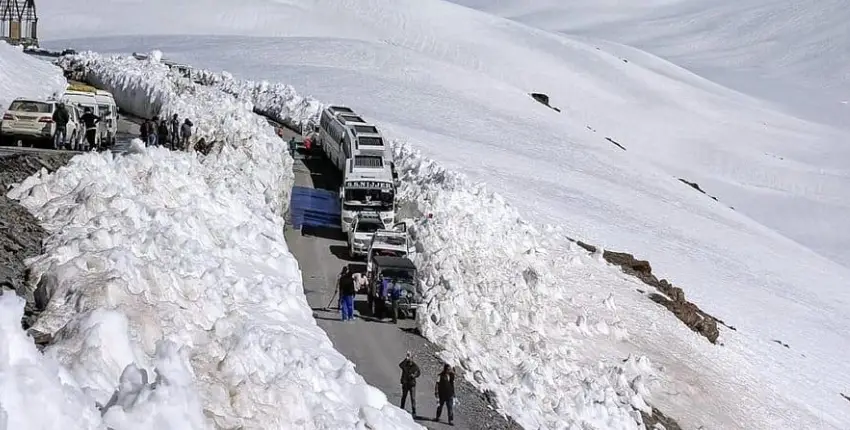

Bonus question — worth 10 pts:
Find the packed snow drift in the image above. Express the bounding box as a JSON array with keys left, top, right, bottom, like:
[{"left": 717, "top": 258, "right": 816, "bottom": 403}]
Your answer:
[
  {"left": 29, "top": 0, "right": 850, "bottom": 428},
  {"left": 4, "top": 48, "right": 421, "bottom": 429},
  {"left": 0, "top": 41, "right": 67, "bottom": 110}
]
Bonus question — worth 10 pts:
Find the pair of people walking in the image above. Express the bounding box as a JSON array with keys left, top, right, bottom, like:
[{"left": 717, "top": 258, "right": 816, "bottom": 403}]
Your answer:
[{"left": 398, "top": 353, "right": 456, "bottom": 425}]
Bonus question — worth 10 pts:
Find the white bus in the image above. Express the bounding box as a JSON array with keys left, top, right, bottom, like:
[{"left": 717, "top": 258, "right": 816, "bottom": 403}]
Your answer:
[
  {"left": 340, "top": 155, "right": 396, "bottom": 232},
  {"left": 318, "top": 105, "right": 358, "bottom": 171}
]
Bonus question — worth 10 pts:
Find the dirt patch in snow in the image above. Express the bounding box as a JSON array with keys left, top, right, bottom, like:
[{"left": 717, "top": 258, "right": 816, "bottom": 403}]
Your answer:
[
  {"left": 575, "top": 240, "right": 727, "bottom": 344},
  {"left": 641, "top": 406, "right": 682, "bottom": 430},
  {"left": 0, "top": 152, "right": 75, "bottom": 341}
]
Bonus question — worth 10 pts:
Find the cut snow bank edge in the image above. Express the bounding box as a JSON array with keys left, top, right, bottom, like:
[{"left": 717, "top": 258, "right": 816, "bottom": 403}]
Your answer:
[
  {"left": 185, "top": 55, "right": 663, "bottom": 429},
  {"left": 203, "top": 52, "right": 834, "bottom": 430},
  {"left": 8, "top": 51, "right": 421, "bottom": 429}
]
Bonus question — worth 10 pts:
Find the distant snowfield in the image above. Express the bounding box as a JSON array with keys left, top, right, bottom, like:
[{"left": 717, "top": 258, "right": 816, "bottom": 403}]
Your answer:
[
  {"left": 32, "top": 0, "right": 850, "bottom": 428},
  {"left": 450, "top": 0, "right": 850, "bottom": 130}
]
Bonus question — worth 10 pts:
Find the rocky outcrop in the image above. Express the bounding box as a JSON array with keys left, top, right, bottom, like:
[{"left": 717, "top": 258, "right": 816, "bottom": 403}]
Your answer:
[
  {"left": 529, "top": 92, "right": 561, "bottom": 112},
  {"left": 0, "top": 152, "right": 74, "bottom": 337},
  {"left": 641, "top": 406, "right": 682, "bottom": 430},
  {"left": 576, "top": 241, "right": 723, "bottom": 344}
]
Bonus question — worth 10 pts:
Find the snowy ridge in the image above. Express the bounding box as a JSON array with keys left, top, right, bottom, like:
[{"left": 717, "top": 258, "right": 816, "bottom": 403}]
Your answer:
[
  {"left": 188, "top": 60, "right": 827, "bottom": 429},
  {"left": 0, "top": 41, "right": 67, "bottom": 110},
  {"left": 191, "top": 69, "right": 322, "bottom": 130},
  {"left": 392, "top": 143, "right": 653, "bottom": 429},
  {"left": 9, "top": 51, "right": 422, "bottom": 429},
  {"left": 166, "top": 59, "right": 659, "bottom": 428}
]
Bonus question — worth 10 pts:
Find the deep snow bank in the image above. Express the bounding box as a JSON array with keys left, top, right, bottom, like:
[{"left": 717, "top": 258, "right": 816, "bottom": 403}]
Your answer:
[
  {"left": 11, "top": 51, "right": 422, "bottom": 429},
  {"left": 122, "top": 54, "right": 842, "bottom": 429},
  {"left": 214, "top": 69, "right": 655, "bottom": 427},
  {"left": 0, "top": 41, "right": 67, "bottom": 110}
]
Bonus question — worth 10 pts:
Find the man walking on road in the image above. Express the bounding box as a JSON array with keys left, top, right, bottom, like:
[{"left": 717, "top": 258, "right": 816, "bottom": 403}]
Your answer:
[
  {"left": 399, "top": 352, "right": 421, "bottom": 417},
  {"left": 434, "top": 364, "right": 456, "bottom": 425},
  {"left": 389, "top": 278, "right": 402, "bottom": 324},
  {"left": 79, "top": 107, "right": 101, "bottom": 151},
  {"left": 51, "top": 102, "right": 69, "bottom": 149},
  {"left": 338, "top": 266, "right": 356, "bottom": 321}
]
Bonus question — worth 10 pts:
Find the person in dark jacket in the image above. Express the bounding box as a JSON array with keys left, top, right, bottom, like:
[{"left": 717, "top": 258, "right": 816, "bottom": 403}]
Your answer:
[
  {"left": 79, "top": 107, "right": 101, "bottom": 150},
  {"left": 434, "top": 364, "right": 456, "bottom": 424},
  {"left": 51, "top": 102, "right": 70, "bottom": 149},
  {"left": 399, "top": 352, "right": 421, "bottom": 416},
  {"left": 179, "top": 118, "right": 193, "bottom": 150},
  {"left": 338, "top": 267, "right": 356, "bottom": 321},
  {"left": 147, "top": 116, "right": 159, "bottom": 147},
  {"left": 157, "top": 117, "right": 170, "bottom": 149},
  {"left": 169, "top": 114, "right": 180, "bottom": 149},
  {"left": 140, "top": 118, "right": 150, "bottom": 145}
]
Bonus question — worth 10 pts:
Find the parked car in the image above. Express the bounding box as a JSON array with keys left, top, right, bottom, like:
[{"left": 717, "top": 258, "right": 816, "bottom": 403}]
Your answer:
[
  {"left": 348, "top": 212, "right": 385, "bottom": 258},
  {"left": 0, "top": 98, "right": 81, "bottom": 148}
]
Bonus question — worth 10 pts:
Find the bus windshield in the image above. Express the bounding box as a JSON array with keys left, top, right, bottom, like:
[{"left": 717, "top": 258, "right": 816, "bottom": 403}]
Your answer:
[{"left": 343, "top": 187, "right": 393, "bottom": 211}]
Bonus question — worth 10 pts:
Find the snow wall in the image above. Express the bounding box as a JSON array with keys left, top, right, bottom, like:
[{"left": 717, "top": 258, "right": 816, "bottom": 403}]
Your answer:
[
  {"left": 6, "top": 51, "right": 422, "bottom": 430},
  {"left": 176, "top": 60, "right": 662, "bottom": 429}
]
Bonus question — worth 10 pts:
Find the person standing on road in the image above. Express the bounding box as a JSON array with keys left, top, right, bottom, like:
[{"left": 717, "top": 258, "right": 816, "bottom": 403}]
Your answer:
[
  {"left": 389, "top": 278, "right": 402, "bottom": 324},
  {"left": 339, "top": 267, "right": 356, "bottom": 321},
  {"left": 180, "top": 118, "right": 193, "bottom": 150},
  {"left": 288, "top": 136, "right": 297, "bottom": 158},
  {"left": 399, "top": 352, "right": 421, "bottom": 417},
  {"left": 51, "top": 102, "right": 70, "bottom": 150},
  {"left": 169, "top": 114, "right": 180, "bottom": 149},
  {"left": 157, "top": 116, "right": 171, "bottom": 149},
  {"left": 434, "top": 364, "right": 456, "bottom": 425},
  {"left": 147, "top": 116, "right": 159, "bottom": 147},
  {"left": 79, "top": 107, "right": 101, "bottom": 151},
  {"left": 140, "top": 118, "right": 151, "bottom": 146}
]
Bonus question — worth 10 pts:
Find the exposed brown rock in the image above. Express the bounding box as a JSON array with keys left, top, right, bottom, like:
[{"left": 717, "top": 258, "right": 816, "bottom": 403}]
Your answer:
[
  {"left": 641, "top": 406, "right": 682, "bottom": 430},
  {"left": 0, "top": 153, "right": 74, "bottom": 331},
  {"left": 576, "top": 240, "right": 723, "bottom": 344}
]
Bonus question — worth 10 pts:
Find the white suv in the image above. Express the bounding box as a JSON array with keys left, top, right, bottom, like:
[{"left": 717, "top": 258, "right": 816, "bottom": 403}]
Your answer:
[{"left": 0, "top": 98, "right": 81, "bottom": 149}]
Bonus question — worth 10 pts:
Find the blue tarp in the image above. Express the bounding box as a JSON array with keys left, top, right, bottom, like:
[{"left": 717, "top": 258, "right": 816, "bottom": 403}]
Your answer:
[{"left": 290, "top": 186, "right": 341, "bottom": 229}]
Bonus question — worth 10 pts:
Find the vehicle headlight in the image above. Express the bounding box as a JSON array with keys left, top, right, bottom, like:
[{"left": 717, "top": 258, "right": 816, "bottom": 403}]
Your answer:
[
  {"left": 342, "top": 216, "right": 353, "bottom": 224},
  {"left": 383, "top": 218, "right": 393, "bottom": 225}
]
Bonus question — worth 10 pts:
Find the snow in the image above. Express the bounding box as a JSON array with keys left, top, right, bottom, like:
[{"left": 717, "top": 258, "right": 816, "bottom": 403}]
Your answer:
[
  {"left": 29, "top": 0, "right": 850, "bottom": 429},
  {"left": 449, "top": 0, "right": 850, "bottom": 128},
  {"left": 0, "top": 41, "right": 67, "bottom": 110},
  {"left": 2, "top": 47, "right": 421, "bottom": 429}
]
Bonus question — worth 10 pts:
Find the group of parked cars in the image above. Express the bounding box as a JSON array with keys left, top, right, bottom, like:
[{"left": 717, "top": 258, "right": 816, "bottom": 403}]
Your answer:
[
  {"left": 0, "top": 82, "right": 118, "bottom": 150},
  {"left": 315, "top": 104, "right": 423, "bottom": 319}
]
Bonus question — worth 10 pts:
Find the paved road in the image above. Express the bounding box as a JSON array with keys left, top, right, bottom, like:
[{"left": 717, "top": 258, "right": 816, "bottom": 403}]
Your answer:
[{"left": 279, "top": 126, "right": 520, "bottom": 430}]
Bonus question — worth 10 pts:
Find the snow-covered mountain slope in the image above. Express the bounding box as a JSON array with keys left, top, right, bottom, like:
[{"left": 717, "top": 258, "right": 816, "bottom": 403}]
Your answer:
[
  {"left": 1, "top": 45, "right": 421, "bottom": 429},
  {"left": 0, "top": 42, "right": 67, "bottom": 110},
  {"left": 450, "top": 0, "right": 850, "bottom": 129},
  {"left": 34, "top": 0, "right": 850, "bottom": 428}
]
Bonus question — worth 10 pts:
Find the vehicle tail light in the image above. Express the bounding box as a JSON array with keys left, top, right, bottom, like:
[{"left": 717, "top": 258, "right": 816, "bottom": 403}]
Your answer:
[
  {"left": 38, "top": 117, "right": 54, "bottom": 123},
  {"left": 2, "top": 113, "right": 13, "bottom": 120}
]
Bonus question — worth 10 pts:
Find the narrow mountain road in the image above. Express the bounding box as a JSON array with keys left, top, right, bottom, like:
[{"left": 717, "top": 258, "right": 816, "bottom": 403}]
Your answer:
[{"left": 277, "top": 126, "right": 521, "bottom": 430}]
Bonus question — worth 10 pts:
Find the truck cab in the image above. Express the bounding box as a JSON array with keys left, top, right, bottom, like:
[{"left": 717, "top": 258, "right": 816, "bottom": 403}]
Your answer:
[{"left": 365, "top": 223, "right": 411, "bottom": 272}]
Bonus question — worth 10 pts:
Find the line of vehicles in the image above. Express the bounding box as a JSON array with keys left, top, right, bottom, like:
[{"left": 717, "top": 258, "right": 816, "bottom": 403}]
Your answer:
[
  {"left": 315, "top": 104, "right": 423, "bottom": 319},
  {"left": 0, "top": 82, "right": 118, "bottom": 149}
]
